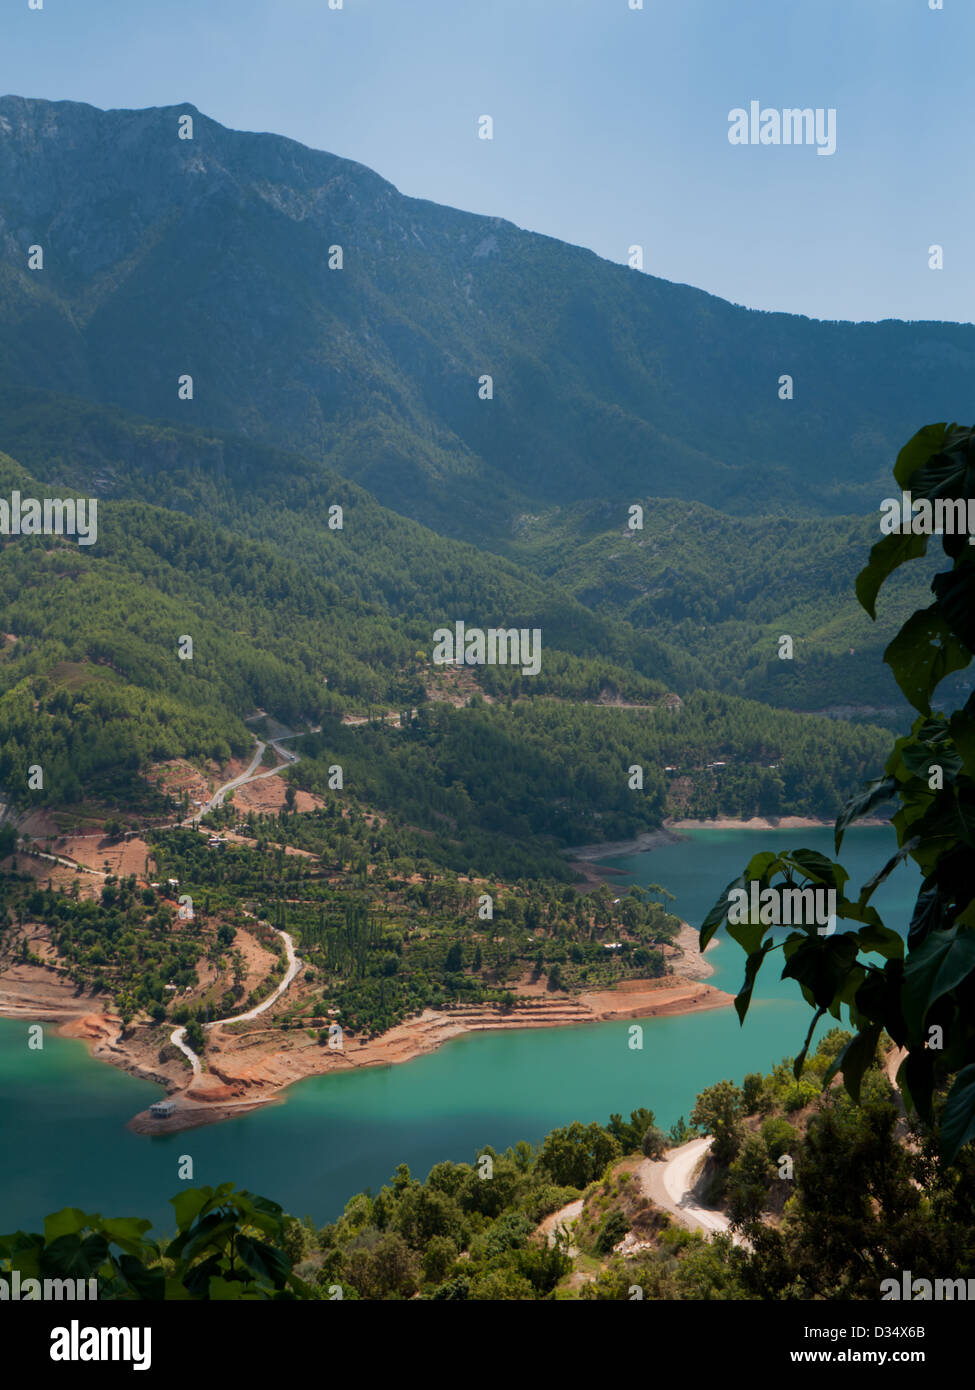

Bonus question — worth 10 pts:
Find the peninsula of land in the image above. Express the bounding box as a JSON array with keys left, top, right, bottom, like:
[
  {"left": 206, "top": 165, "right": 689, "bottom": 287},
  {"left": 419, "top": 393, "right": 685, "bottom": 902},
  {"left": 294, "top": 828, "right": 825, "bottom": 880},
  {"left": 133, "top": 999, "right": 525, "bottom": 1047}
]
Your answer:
[{"left": 0, "top": 923, "right": 727, "bottom": 1135}]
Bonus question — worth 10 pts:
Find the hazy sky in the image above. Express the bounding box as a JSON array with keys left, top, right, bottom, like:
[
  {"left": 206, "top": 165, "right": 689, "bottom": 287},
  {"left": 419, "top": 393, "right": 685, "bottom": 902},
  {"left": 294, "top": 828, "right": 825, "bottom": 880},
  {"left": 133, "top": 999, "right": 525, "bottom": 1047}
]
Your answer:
[{"left": 3, "top": 0, "right": 971, "bottom": 323}]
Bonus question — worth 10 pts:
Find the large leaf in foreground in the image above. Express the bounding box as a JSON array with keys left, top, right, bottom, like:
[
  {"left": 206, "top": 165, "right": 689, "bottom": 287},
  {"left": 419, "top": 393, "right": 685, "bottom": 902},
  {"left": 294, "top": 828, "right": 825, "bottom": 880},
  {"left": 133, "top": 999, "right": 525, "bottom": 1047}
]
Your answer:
[{"left": 940, "top": 1065, "right": 975, "bottom": 1165}]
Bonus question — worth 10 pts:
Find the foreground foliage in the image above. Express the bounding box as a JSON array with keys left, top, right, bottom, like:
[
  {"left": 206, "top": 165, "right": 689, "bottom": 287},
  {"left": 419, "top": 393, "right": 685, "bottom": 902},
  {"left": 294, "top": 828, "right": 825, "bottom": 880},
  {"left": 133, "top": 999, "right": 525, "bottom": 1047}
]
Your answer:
[
  {"left": 705, "top": 422, "right": 975, "bottom": 1162},
  {"left": 7, "top": 1036, "right": 975, "bottom": 1299}
]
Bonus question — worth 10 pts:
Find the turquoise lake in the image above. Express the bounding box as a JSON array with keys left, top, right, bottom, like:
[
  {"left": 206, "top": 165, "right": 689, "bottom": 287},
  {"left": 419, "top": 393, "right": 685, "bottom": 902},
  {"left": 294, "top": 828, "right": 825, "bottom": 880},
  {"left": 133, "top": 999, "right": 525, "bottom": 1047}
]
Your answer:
[{"left": 0, "top": 825, "right": 916, "bottom": 1234}]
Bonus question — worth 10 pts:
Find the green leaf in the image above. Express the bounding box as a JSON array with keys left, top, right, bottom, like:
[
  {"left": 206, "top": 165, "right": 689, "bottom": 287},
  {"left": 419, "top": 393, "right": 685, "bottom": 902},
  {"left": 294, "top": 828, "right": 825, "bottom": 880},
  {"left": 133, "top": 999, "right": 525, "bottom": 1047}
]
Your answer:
[
  {"left": 180, "top": 1253, "right": 224, "bottom": 1298},
  {"left": 892, "top": 422, "right": 951, "bottom": 489},
  {"left": 856, "top": 532, "right": 929, "bottom": 621},
  {"left": 832, "top": 964, "right": 867, "bottom": 1020},
  {"left": 858, "top": 841, "right": 919, "bottom": 908},
  {"left": 99, "top": 1216, "right": 154, "bottom": 1257},
  {"left": 832, "top": 896, "right": 883, "bottom": 931},
  {"left": 899, "top": 735, "right": 962, "bottom": 783},
  {"left": 244, "top": 1193, "right": 285, "bottom": 1219},
  {"left": 117, "top": 1254, "right": 165, "bottom": 1299},
  {"left": 43, "top": 1208, "right": 90, "bottom": 1243},
  {"left": 793, "top": 1006, "right": 827, "bottom": 1080},
  {"left": 910, "top": 789, "right": 975, "bottom": 850},
  {"left": 228, "top": 1192, "right": 283, "bottom": 1238},
  {"left": 781, "top": 934, "right": 859, "bottom": 1010},
  {"left": 903, "top": 425, "right": 974, "bottom": 498},
  {"left": 852, "top": 961, "right": 907, "bottom": 1043},
  {"left": 234, "top": 1233, "right": 291, "bottom": 1288},
  {"left": 932, "top": 567, "right": 975, "bottom": 664},
  {"left": 823, "top": 1023, "right": 883, "bottom": 1104},
  {"left": 726, "top": 915, "right": 768, "bottom": 957},
  {"left": 700, "top": 875, "right": 743, "bottom": 950},
  {"left": 902, "top": 926, "right": 975, "bottom": 1041},
  {"left": 784, "top": 849, "right": 849, "bottom": 892},
  {"left": 39, "top": 1233, "right": 106, "bottom": 1280},
  {"left": 6, "top": 1243, "right": 42, "bottom": 1279},
  {"left": 744, "top": 851, "right": 783, "bottom": 883},
  {"left": 182, "top": 1213, "right": 238, "bottom": 1264},
  {"left": 170, "top": 1188, "right": 214, "bottom": 1233},
  {"left": 884, "top": 604, "right": 971, "bottom": 716},
  {"left": 735, "top": 942, "right": 777, "bottom": 1025},
  {"left": 206, "top": 1275, "right": 249, "bottom": 1300},
  {"left": 940, "top": 1064, "right": 975, "bottom": 1165},
  {"left": 835, "top": 778, "right": 897, "bottom": 853},
  {"left": 855, "top": 922, "right": 904, "bottom": 961}
]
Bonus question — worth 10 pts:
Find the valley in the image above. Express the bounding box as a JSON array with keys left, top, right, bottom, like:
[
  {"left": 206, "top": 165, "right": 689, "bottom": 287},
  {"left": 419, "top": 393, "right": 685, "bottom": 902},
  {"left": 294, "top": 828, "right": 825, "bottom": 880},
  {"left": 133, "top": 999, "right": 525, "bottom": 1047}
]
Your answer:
[{"left": 0, "top": 85, "right": 971, "bottom": 1311}]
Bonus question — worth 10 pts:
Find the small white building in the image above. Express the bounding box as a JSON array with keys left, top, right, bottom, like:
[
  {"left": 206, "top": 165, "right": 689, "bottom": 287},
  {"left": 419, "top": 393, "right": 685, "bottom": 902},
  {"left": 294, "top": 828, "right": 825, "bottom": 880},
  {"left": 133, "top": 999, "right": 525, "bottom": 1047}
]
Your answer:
[{"left": 149, "top": 1100, "right": 176, "bottom": 1119}]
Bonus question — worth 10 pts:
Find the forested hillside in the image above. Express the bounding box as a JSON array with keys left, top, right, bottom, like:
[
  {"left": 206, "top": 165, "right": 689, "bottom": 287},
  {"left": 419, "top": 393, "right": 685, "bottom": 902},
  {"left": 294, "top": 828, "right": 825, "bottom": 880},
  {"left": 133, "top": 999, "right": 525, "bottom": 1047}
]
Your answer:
[
  {"left": 0, "top": 386, "right": 945, "bottom": 720},
  {"left": 1, "top": 96, "right": 974, "bottom": 543},
  {"left": 0, "top": 416, "right": 890, "bottom": 848},
  {"left": 506, "top": 497, "right": 967, "bottom": 720},
  {"left": 293, "top": 696, "right": 889, "bottom": 860}
]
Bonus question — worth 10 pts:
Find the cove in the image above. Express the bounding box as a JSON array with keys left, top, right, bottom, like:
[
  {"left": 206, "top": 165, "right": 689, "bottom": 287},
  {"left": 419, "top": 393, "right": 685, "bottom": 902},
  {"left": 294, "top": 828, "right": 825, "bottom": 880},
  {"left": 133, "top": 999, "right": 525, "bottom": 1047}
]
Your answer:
[{"left": 0, "top": 825, "right": 916, "bottom": 1234}]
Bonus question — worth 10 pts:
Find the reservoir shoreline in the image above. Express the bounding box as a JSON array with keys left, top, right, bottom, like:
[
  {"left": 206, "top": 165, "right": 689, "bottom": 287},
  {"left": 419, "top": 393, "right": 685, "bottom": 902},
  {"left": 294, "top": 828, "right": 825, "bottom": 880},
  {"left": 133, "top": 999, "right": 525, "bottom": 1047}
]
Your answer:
[
  {"left": 0, "top": 824, "right": 908, "bottom": 1233},
  {"left": 2, "top": 815, "right": 890, "bottom": 1134},
  {"left": 1, "top": 815, "right": 895, "bottom": 1135},
  {"left": 568, "top": 813, "right": 890, "bottom": 866},
  {"left": 1, "top": 919, "right": 730, "bottom": 1136}
]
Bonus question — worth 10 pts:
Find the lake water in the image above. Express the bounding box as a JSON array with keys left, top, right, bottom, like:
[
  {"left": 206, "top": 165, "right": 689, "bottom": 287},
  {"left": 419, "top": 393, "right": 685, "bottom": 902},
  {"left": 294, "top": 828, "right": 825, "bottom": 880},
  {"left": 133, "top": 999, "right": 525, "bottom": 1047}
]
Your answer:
[{"left": 0, "top": 825, "right": 916, "bottom": 1234}]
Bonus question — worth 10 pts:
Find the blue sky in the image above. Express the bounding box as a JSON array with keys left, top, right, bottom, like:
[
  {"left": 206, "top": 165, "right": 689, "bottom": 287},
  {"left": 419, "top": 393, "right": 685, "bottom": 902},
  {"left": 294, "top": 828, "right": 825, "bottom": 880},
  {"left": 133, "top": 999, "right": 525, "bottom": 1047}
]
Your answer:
[{"left": 3, "top": 0, "right": 971, "bottom": 323}]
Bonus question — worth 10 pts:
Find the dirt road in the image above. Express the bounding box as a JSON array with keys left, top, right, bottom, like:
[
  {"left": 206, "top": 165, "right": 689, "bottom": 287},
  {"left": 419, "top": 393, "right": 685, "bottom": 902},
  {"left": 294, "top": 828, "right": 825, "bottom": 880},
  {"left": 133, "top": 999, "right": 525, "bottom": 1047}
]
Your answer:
[{"left": 639, "top": 1137, "right": 743, "bottom": 1242}]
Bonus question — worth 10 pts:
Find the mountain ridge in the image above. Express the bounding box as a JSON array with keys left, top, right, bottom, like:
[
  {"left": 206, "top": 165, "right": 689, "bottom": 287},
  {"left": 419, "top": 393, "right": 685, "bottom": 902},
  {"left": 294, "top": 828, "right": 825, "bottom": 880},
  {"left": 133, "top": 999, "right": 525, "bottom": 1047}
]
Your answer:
[{"left": 1, "top": 95, "right": 973, "bottom": 543}]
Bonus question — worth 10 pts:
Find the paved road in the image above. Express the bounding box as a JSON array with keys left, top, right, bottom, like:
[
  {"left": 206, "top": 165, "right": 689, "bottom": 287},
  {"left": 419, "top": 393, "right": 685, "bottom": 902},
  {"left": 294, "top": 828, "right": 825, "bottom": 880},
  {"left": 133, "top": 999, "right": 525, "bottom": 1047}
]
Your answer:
[
  {"left": 192, "top": 740, "right": 267, "bottom": 819},
  {"left": 180, "top": 730, "right": 301, "bottom": 825}
]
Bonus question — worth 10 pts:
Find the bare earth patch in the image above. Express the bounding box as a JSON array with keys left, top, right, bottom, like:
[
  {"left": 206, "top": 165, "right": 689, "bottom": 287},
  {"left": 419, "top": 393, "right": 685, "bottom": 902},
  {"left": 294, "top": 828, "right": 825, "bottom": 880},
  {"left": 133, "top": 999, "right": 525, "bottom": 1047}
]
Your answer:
[
  {"left": 127, "top": 970, "right": 732, "bottom": 1134},
  {"left": 231, "top": 776, "right": 322, "bottom": 815}
]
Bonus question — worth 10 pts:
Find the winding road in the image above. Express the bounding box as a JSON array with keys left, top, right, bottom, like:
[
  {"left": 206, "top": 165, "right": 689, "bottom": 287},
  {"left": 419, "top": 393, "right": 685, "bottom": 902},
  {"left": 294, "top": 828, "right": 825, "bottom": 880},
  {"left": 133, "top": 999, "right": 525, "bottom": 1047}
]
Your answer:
[
  {"left": 13, "top": 721, "right": 310, "bottom": 1078},
  {"left": 641, "top": 1136, "right": 746, "bottom": 1244},
  {"left": 534, "top": 1137, "right": 741, "bottom": 1277},
  {"left": 169, "top": 921, "right": 301, "bottom": 1075},
  {"left": 183, "top": 730, "right": 301, "bottom": 825},
  {"left": 169, "top": 729, "right": 305, "bottom": 1072}
]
